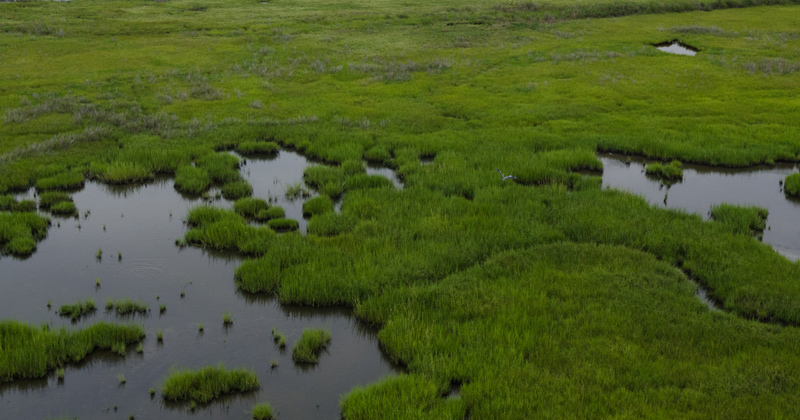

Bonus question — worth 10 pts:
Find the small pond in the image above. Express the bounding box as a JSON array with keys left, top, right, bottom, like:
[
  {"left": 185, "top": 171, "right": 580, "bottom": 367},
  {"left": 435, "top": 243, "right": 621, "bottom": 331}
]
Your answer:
[{"left": 654, "top": 40, "right": 698, "bottom": 56}]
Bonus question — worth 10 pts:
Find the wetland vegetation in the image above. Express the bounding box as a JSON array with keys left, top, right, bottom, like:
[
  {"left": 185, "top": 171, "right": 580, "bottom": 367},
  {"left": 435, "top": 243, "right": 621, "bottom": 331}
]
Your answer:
[{"left": 1, "top": 0, "right": 800, "bottom": 417}]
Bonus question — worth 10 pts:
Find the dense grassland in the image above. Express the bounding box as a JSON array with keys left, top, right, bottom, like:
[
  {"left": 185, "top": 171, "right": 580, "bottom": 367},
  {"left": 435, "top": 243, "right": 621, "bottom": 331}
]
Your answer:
[{"left": 2, "top": 0, "right": 800, "bottom": 417}]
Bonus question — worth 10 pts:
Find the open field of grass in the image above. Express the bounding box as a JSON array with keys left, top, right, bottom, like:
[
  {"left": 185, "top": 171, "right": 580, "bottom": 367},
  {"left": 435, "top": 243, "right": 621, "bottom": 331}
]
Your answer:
[{"left": 1, "top": 0, "right": 800, "bottom": 417}]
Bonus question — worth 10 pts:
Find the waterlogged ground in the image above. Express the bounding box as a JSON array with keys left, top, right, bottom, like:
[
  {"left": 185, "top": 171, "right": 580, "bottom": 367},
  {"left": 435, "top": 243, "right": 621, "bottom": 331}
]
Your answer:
[
  {"left": 600, "top": 153, "right": 800, "bottom": 260},
  {"left": 0, "top": 151, "right": 401, "bottom": 420}
]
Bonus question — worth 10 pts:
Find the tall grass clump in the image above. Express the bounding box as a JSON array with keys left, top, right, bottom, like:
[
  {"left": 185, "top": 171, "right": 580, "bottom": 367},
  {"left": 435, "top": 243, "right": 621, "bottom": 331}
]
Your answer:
[
  {"left": 160, "top": 364, "right": 259, "bottom": 404},
  {"left": 196, "top": 153, "right": 241, "bottom": 184},
  {"left": 0, "top": 195, "right": 17, "bottom": 211},
  {"left": 256, "top": 206, "right": 284, "bottom": 222},
  {"left": 59, "top": 298, "right": 96, "bottom": 321},
  {"left": 174, "top": 166, "right": 212, "bottom": 195},
  {"left": 304, "top": 165, "right": 346, "bottom": 198},
  {"left": 234, "top": 197, "right": 269, "bottom": 218},
  {"left": 291, "top": 329, "right": 331, "bottom": 364},
  {"left": 89, "top": 161, "right": 153, "bottom": 185},
  {"left": 50, "top": 201, "right": 78, "bottom": 216},
  {"left": 346, "top": 174, "right": 394, "bottom": 190},
  {"left": 35, "top": 171, "right": 85, "bottom": 191},
  {"left": 184, "top": 206, "right": 274, "bottom": 254},
  {"left": 645, "top": 160, "right": 684, "bottom": 183},
  {"left": 251, "top": 403, "right": 274, "bottom": 420},
  {"left": 710, "top": 203, "right": 769, "bottom": 235},
  {"left": 302, "top": 195, "right": 334, "bottom": 217},
  {"left": 38, "top": 192, "right": 72, "bottom": 209},
  {"left": 236, "top": 141, "right": 279, "bottom": 156},
  {"left": 0, "top": 320, "right": 144, "bottom": 382},
  {"left": 108, "top": 299, "right": 149, "bottom": 315},
  {"left": 267, "top": 218, "right": 298, "bottom": 231},
  {"left": 0, "top": 212, "right": 50, "bottom": 256},
  {"left": 15, "top": 200, "right": 36, "bottom": 212},
  {"left": 363, "top": 145, "right": 392, "bottom": 164},
  {"left": 221, "top": 180, "right": 253, "bottom": 200},
  {"left": 785, "top": 173, "right": 800, "bottom": 197}
]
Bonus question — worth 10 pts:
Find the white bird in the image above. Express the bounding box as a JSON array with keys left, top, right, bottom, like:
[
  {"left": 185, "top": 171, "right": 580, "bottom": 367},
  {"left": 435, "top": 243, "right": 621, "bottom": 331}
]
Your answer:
[{"left": 496, "top": 169, "right": 517, "bottom": 181}]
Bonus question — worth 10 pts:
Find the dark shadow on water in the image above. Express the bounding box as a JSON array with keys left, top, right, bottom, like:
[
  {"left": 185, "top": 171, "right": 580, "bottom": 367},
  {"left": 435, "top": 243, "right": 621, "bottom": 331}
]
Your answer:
[{"left": 653, "top": 40, "right": 698, "bottom": 56}]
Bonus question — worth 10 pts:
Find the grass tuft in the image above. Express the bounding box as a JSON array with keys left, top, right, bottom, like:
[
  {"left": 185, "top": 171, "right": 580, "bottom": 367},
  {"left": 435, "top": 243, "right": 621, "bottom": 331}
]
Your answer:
[
  {"left": 710, "top": 203, "right": 769, "bottom": 235},
  {"left": 160, "top": 364, "right": 259, "bottom": 404},
  {"left": 302, "top": 195, "right": 334, "bottom": 217},
  {"left": 291, "top": 328, "right": 330, "bottom": 364},
  {"left": 267, "top": 218, "right": 299, "bottom": 231},
  {"left": 785, "top": 173, "right": 800, "bottom": 197},
  {"left": 251, "top": 403, "right": 274, "bottom": 420},
  {"left": 236, "top": 141, "right": 279, "bottom": 156},
  {"left": 59, "top": 298, "right": 97, "bottom": 321},
  {"left": 645, "top": 160, "right": 684, "bottom": 182}
]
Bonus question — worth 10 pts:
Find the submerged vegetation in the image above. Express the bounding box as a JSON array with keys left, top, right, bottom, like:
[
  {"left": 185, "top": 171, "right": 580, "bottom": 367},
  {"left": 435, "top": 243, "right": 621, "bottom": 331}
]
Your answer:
[
  {"left": 292, "top": 329, "right": 331, "bottom": 364},
  {"left": 160, "top": 364, "right": 259, "bottom": 404},
  {"left": 0, "top": 321, "right": 144, "bottom": 383}
]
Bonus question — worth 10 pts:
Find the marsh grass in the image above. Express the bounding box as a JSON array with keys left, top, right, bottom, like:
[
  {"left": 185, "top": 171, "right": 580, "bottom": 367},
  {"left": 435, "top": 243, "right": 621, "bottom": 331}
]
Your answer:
[
  {"left": 785, "top": 173, "right": 800, "bottom": 197},
  {"left": 236, "top": 141, "right": 279, "bottom": 156},
  {"left": 251, "top": 403, "right": 274, "bottom": 420},
  {"left": 117, "top": 373, "right": 126, "bottom": 384},
  {"left": 284, "top": 182, "right": 311, "bottom": 200},
  {"left": 346, "top": 174, "right": 394, "bottom": 191},
  {"left": 0, "top": 195, "right": 17, "bottom": 212},
  {"left": 308, "top": 213, "right": 356, "bottom": 237},
  {"left": 160, "top": 364, "right": 259, "bottom": 404},
  {"left": 35, "top": 171, "right": 84, "bottom": 191},
  {"left": 267, "top": 218, "right": 299, "bottom": 231},
  {"left": 645, "top": 160, "right": 684, "bottom": 183},
  {"left": 59, "top": 299, "right": 96, "bottom": 321},
  {"left": 109, "top": 299, "right": 149, "bottom": 315},
  {"left": 49, "top": 201, "right": 77, "bottom": 216},
  {"left": 256, "top": 206, "right": 285, "bottom": 221},
  {"left": 341, "top": 375, "right": 465, "bottom": 420},
  {"left": 38, "top": 191, "right": 72, "bottom": 209},
  {"left": 196, "top": 153, "right": 241, "bottom": 184},
  {"left": 710, "top": 203, "right": 769, "bottom": 235},
  {"left": 363, "top": 146, "right": 392, "bottom": 164},
  {"left": 302, "top": 195, "right": 334, "bottom": 217},
  {"left": 15, "top": 200, "right": 37, "bottom": 212},
  {"left": 291, "top": 329, "right": 331, "bottom": 364},
  {"left": 234, "top": 198, "right": 269, "bottom": 219},
  {"left": 156, "top": 330, "right": 163, "bottom": 342},
  {"left": 184, "top": 206, "right": 274, "bottom": 254},
  {"left": 174, "top": 166, "right": 212, "bottom": 195},
  {"left": 0, "top": 320, "right": 144, "bottom": 382},
  {"left": 222, "top": 312, "right": 233, "bottom": 325},
  {"left": 271, "top": 329, "right": 287, "bottom": 348},
  {"left": 0, "top": 212, "right": 49, "bottom": 256},
  {"left": 221, "top": 180, "right": 253, "bottom": 200}
]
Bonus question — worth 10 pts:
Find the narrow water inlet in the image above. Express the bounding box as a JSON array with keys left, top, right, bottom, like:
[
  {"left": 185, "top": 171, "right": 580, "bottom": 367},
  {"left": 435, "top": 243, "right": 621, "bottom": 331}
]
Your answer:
[
  {"left": 653, "top": 40, "right": 698, "bottom": 56},
  {"left": 599, "top": 153, "right": 800, "bottom": 261}
]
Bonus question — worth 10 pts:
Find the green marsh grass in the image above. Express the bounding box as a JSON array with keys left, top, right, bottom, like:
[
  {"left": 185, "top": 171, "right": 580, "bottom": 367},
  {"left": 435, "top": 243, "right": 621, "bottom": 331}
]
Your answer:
[
  {"left": 284, "top": 182, "right": 311, "bottom": 200},
  {"left": 136, "top": 343, "right": 143, "bottom": 353},
  {"left": 111, "top": 342, "right": 126, "bottom": 355},
  {"left": 160, "top": 364, "right": 259, "bottom": 404},
  {"left": 56, "top": 368, "right": 65, "bottom": 380},
  {"left": 0, "top": 195, "right": 17, "bottom": 211},
  {"left": 49, "top": 201, "right": 77, "bottom": 216},
  {"left": 256, "top": 206, "right": 285, "bottom": 221},
  {"left": 222, "top": 311, "right": 233, "bottom": 325},
  {"left": 184, "top": 206, "right": 275, "bottom": 254},
  {"left": 271, "top": 329, "right": 287, "bottom": 348},
  {"left": 59, "top": 298, "right": 96, "bottom": 321},
  {"left": 0, "top": 212, "right": 49, "bottom": 256},
  {"left": 109, "top": 299, "right": 149, "bottom": 315},
  {"left": 96, "top": 248, "right": 102, "bottom": 259},
  {"left": 251, "top": 403, "right": 274, "bottom": 420},
  {"left": 364, "top": 146, "right": 392, "bottom": 164},
  {"left": 292, "top": 329, "right": 331, "bottom": 364},
  {"left": 236, "top": 141, "right": 279, "bottom": 156},
  {"left": 196, "top": 153, "right": 241, "bottom": 184},
  {"left": 234, "top": 197, "right": 269, "bottom": 219},
  {"left": 38, "top": 191, "right": 71, "bottom": 209},
  {"left": 302, "top": 195, "right": 334, "bottom": 217},
  {"left": 156, "top": 330, "right": 163, "bottom": 342},
  {"left": 346, "top": 174, "right": 394, "bottom": 191},
  {"left": 198, "top": 323, "right": 204, "bottom": 332},
  {"left": 174, "top": 166, "right": 212, "bottom": 195},
  {"left": 15, "top": 200, "right": 36, "bottom": 212},
  {"left": 221, "top": 180, "right": 253, "bottom": 200},
  {"left": 341, "top": 375, "right": 465, "bottom": 420},
  {"left": 35, "top": 171, "right": 84, "bottom": 191},
  {"left": 710, "top": 203, "right": 769, "bottom": 235},
  {"left": 0, "top": 320, "right": 144, "bottom": 382},
  {"left": 786, "top": 173, "right": 800, "bottom": 197},
  {"left": 308, "top": 213, "right": 356, "bottom": 237},
  {"left": 266, "top": 218, "right": 299, "bottom": 232},
  {"left": 117, "top": 373, "right": 126, "bottom": 384},
  {"left": 646, "top": 160, "right": 684, "bottom": 182}
]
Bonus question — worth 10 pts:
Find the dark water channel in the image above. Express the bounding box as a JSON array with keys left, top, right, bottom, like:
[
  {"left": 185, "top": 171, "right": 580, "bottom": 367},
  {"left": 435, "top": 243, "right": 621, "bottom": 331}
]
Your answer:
[
  {"left": 600, "top": 153, "right": 800, "bottom": 261},
  {"left": 654, "top": 40, "right": 698, "bottom": 56},
  {"left": 0, "top": 151, "right": 402, "bottom": 419}
]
